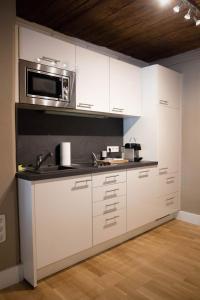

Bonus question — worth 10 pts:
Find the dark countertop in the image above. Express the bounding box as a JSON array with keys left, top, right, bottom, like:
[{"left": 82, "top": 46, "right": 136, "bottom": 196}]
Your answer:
[{"left": 16, "top": 161, "right": 158, "bottom": 181}]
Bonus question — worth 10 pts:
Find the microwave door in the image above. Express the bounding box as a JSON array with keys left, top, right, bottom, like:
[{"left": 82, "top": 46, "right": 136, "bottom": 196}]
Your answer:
[{"left": 27, "top": 69, "right": 62, "bottom": 101}]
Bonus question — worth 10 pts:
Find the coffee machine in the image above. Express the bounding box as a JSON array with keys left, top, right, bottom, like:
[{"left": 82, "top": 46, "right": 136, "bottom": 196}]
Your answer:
[{"left": 124, "top": 143, "right": 143, "bottom": 162}]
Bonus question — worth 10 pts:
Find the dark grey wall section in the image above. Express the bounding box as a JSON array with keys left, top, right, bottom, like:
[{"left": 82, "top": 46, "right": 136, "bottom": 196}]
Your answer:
[{"left": 16, "top": 108, "right": 123, "bottom": 166}]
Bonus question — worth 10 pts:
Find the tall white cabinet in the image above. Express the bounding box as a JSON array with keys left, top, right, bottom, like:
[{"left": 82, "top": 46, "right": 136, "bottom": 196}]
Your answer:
[{"left": 125, "top": 65, "right": 181, "bottom": 225}]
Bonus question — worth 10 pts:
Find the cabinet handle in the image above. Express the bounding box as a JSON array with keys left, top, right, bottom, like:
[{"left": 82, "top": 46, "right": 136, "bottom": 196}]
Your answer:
[
  {"left": 38, "top": 56, "right": 60, "bottom": 64},
  {"left": 159, "top": 167, "right": 168, "bottom": 175},
  {"left": 166, "top": 197, "right": 175, "bottom": 201},
  {"left": 112, "top": 107, "right": 124, "bottom": 112},
  {"left": 159, "top": 100, "right": 168, "bottom": 105},
  {"left": 105, "top": 175, "right": 119, "bottom": 179},
  {"left": 105, "top": 201, "right": 120, "bottom": 207},
  {"left": 104, "top": 175, "right": 119, "bottom": 184},
  {"left": 75, "top": 179, "right": 92, "bottom": 184},
  {"left": 77, "top": 103, "right": 94, "bottom": 108},
  {"left": 104, "top": 202, "right": 120, "bottom": 214},
  {"left": 138, "top": 171, "right": 149, "bottom": 178},
  {"left": 73, "top": 179, "right": 92, "bottom": 189},
  {"left": 104, "top": 215, "right": 119, "bottom": 227},
  {"left": 166, "top": 177, "right": 175, "bottom": 184},
  {"left": 105, "top": 188, "right": 119, "bottom": 193}
]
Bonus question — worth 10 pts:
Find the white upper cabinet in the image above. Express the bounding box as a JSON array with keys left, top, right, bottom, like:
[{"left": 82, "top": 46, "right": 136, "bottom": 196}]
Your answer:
[
  {"left": 76, "top": 46, "right": 109, "bottom": 113},
  {"left": 109, "top": 58, "right": 142, "bottom": 116},
  {"left": 156, "top": 65, "right": 181, "bottom": 109},
  {"left": 19, "top": 27, "right": 75, "bottom": 71}
]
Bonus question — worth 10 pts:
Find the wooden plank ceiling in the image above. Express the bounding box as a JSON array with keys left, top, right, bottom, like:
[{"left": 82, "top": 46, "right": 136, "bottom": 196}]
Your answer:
[{"left": 16, "top": 0, "right": 200, "bottom": 62}]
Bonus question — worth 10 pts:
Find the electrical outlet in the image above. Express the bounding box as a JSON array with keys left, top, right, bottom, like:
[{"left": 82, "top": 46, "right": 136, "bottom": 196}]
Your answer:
[
  {"left": 0, "top": 215, "right": 6, "bottom": 243},
  {"left": 107, "top": 146, "right": 120, "bottom": 153}
]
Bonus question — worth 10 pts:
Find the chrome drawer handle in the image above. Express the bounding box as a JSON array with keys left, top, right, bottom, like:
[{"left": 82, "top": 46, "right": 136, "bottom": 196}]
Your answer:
[
  {"left": 105, "top": 189, "right": 119, "bottom": 193},
  {"left": 78, "top": 103, "right": 94, "bottom": 108},
  {"left": 159, "top": 167, "right": 168, "bottom": 175},
  {"left": 105, "top": 175, "right": 119, "bottom": 179},
  {"left": 112, "top": 107, "right": 124, "bottom": 112},
  {"left": 38, "top": 56, "right": 60, "bottom": 64},
  {"left": 105, "top": 215, "right": 119, "bottom": 222},
  {"left": 104, "top": 207, "right": 117, "bottom": 214},
  {"left": 166, "top": 197, "right": 175, "bottom": 201},
  {"left": 104, "top": 215, "right": 119, "bottom": 226},
  {"left": 75, "top": 179, "right": 92, "bottom": 184},
  {"left": 160, "top": 100, "right": 168, "bottom": 105},
  {"left": 104, "top": 175, "right": 119, "bottom": 184},
  {"left": 139, "top": 174, "right": 149, "bottom": 178},
  {"left": 166, "top": 177, "right": 175, "bottom": 184},
  {"left": 105, "top": 201, "right": 120, "bottom": 207}
]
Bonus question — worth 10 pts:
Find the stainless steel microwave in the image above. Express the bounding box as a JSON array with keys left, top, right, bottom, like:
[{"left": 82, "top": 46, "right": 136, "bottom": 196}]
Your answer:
[{"left": 19, "top": 59, "right": 76, "bottom": 108}]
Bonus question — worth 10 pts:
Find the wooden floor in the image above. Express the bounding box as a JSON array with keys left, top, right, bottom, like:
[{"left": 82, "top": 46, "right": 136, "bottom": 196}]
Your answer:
[{"left": 1, "top": 220, "right": 200, "bottom": 300}]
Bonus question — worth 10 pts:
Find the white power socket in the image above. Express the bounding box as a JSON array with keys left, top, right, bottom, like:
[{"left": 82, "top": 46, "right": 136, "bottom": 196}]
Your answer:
[
  {"left": 0, "top": 215, "right": 6, "bottom": 243},
  {"left": 107, "top": 146, "right": 120, "bottom": 153}
]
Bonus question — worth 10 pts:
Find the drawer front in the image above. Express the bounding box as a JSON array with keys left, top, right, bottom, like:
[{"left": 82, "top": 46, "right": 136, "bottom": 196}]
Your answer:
[
  {"left": 164, "top": 193, "right": 179, "bottom": 215},
  {"left": 155, "top": 193, "right": 179, "bottom": 219},
  {"left": 92, "top": 182, "right": 126, "bottom": 203},
  {"left": 157, "top": 173, "right": 179, "bottom": 197},
  {"left": 93, "top": 209, "right": 126, "bottom": 246},
  {"left": 92, "top": 171, "right": 126, "bottom": 187},
  {"left": 93, "top": 196, "right": 126, "bottom": 217}
]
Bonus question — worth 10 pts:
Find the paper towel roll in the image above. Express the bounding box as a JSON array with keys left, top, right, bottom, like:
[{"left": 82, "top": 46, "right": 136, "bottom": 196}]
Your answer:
[{"left": 60, "top": 142, "right": 71, "bottom": 166}]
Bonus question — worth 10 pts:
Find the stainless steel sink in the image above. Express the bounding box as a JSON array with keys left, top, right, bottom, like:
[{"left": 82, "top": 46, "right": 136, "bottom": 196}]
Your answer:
[{"left": 28, "top": 165, "right": 75, "bottom": 174}]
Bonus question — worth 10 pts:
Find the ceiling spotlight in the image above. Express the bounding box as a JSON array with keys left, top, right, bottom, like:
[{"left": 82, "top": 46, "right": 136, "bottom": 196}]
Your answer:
[
  {"left": 173, "top": 4, "right": 180, "bottom": 13},
  {"left": 184, "top": 8, "right": 191, "bottom": 20},
  {"left": 159, "top": 0, "right": 170, "bottom": 6},
  {"left": 194, "top": 16, "right": 200, "bottom": 26}
]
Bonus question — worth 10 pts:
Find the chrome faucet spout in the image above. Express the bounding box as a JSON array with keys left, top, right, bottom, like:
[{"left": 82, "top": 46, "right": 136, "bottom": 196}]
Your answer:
[
  {"left": 91, "top": 152, "right": 98, "bottom": 167},
  {"left": 35, "top": 152, "right": 53, "bottom": 170}
]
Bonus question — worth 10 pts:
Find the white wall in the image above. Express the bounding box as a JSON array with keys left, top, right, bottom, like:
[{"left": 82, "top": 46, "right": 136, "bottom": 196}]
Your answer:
[{"left": 155, "top": 49, "right": 200, "bottom": 215}]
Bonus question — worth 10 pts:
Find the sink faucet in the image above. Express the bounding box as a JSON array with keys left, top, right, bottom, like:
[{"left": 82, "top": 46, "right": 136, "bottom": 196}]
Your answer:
[
  {"left": 92, "top": 152, "right": 98, "bottom": 167},
  {"left": 35, "top": 152, "right": 53, "bottom": 170}
]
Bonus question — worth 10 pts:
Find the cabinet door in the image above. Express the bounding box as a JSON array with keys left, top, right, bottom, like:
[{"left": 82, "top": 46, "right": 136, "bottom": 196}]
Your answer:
[
  {"left": 34, "top": 176, "right": 92, "bottom": 268},
  {"left": 76, "top": 46, "right": 109, "bottom": 113},
  {"left": 110, "top": 58, "right": 142, "bottom": 116},
  {"left": 157, "top": 65, "right": 181, "bottom": 109},
  {"left": 158, "top": 106, "right": 180, "bottom": 174},
  {"left": 127, "top": 168, "right": 157, "bottom": 231},
  {"left": 19, "top": 27, "right": 75, "bottom": 71}
]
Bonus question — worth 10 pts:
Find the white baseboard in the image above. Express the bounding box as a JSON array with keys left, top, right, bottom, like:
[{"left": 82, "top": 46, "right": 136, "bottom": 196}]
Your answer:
[
  {"left": 0, "top": 264, "right": 23, "bottom": 290},
  {"left": 177, "top": 211, "right": 200, "bottom": 225}
]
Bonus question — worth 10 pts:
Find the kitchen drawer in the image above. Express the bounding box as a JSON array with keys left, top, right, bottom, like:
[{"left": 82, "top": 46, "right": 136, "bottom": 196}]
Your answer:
[
  {"left": 157, "top": 173, "right": 179, "bottom": 197},
  {"left": 93, "top": 196, "right": 126, "bottom": 217},
  {"left": 92, "top": 182, "right": 126, "bottom": 203},
  {"left": 93, "top": 209, "right": 126, "bottom": 245},
  {"left": 155, "top": 193, "right": 179, "bottom": 219},
  {"left": 92, "top": 171, "right": 126, "bottom": 188}
]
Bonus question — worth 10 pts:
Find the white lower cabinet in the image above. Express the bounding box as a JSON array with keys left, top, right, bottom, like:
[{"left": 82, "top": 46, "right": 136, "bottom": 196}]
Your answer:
[
  {"left": 34, "top": 176, "right": 92, "bottom": 269},
  {"left": 18, "top": 165, "right": 179, "bottom": 287},
  {"left": 127, "top": 167, "right": 157, "bottom": 231}
]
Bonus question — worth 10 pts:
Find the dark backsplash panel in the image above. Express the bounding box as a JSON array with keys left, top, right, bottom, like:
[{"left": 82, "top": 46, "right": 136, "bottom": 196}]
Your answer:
[{"left": 16, "top": 108, "right": 123, "bottom": 166}]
